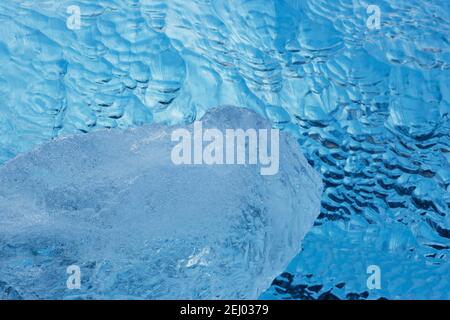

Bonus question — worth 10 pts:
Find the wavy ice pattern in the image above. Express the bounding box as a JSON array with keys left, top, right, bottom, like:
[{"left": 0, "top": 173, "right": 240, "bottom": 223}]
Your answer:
[{"left": 0, "top": 0, "right": 449, "bottom": 299}]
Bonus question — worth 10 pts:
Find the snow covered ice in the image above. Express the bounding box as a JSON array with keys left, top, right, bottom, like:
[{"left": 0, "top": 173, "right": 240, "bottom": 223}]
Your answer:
[{"left": 0, "top": 107, "right": 323, "bottom": 299}]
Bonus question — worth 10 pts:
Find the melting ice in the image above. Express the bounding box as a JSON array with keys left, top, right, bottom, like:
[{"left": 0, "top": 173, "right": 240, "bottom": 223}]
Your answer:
[{"left": 0, "top": 107, "right": 323, "bottom": 299}]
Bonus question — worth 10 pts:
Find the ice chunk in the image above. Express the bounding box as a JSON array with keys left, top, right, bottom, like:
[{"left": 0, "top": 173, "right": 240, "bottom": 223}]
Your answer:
[{"left": 0, "top": 107, "right": 322, "bottom": 299}]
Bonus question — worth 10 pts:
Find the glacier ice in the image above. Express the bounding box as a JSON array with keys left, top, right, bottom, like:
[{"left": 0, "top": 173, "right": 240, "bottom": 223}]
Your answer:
[
  {"left": 0, "top": 0, "right": 449, "bottom": 299},
  {"left": 0, "top": 107, "right": 323, "bottom": 299}
]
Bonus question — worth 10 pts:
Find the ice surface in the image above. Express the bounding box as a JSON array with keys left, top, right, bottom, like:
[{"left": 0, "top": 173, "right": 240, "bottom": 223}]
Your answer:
[
  {"left": 0, "top": 107, "right": 323, "bottom": 299},
  {"left": 0, "top": 0, "right": 449, "bottom": 299}
]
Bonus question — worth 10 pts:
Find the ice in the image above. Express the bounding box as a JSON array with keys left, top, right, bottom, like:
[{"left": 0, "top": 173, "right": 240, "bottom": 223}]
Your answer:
[
  {"left": 0, "top": 0, "right": 449, "bottom": 299},
  {"left": 0, "top": 107, "right": 323, "bottom": 299}
]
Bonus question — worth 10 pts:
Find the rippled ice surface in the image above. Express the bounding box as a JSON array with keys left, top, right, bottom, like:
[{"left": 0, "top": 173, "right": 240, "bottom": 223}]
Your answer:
[
  {"left": 0, "top": 107, "right": 323, "bottom": 299},
  {"left": 0, "top": 0, "right": 449, "bottom": 299}
]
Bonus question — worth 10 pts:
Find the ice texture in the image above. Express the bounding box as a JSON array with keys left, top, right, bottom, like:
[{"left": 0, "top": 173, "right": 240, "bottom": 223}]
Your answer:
[
  {"left": 0, "top": 107, "right": 323, "bottom": 299},
  {"left": 0, "top": 0, "right": 449, "bottom": 299}
]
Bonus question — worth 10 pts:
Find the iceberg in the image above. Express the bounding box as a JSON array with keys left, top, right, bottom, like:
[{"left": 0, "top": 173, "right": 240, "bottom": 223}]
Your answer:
[{"left": 0, "top": 107, "right": 322, "bottom": 299}]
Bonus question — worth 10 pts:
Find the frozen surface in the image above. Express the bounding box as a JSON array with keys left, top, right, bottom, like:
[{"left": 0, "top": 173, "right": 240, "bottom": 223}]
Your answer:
[
  {"left": 0, "top": 0, "right": 449, "bottom": 299},
  {"left": 0, "top": 107, "right": 323, "bottom": 299}
]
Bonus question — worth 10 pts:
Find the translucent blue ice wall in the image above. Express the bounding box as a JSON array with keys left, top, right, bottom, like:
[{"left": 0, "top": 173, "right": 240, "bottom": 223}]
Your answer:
[{"left": 0, "top": 0, "right": 449, "bottom": 299}]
